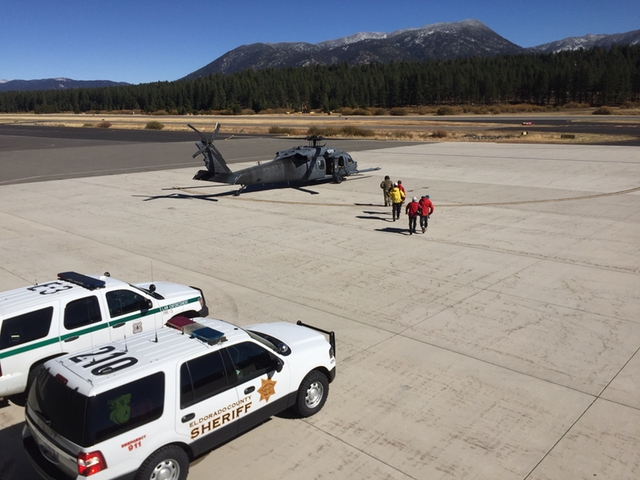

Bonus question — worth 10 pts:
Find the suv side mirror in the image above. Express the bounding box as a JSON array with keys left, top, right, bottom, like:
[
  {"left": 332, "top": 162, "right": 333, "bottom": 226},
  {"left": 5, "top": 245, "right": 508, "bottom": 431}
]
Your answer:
[{"left": 275, "top": 358, "right": 284, "bottom": 373}]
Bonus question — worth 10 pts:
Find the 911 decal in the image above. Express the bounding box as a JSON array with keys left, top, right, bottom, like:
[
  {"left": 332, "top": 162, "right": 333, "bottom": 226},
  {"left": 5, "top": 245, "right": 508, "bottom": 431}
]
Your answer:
[{"left": 121, "top": 435, "right": 146, "bottom": 451}]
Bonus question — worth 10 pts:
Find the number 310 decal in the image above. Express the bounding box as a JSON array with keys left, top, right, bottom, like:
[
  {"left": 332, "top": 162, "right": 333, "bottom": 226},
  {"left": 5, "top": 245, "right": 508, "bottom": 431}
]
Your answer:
[{"left": 69, "top": 345, "right": 138, "bottom": 376}]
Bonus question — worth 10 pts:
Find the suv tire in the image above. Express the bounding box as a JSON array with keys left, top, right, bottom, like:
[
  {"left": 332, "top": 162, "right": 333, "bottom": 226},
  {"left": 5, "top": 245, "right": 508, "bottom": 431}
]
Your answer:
[
  {"left": 294, "top": 370, "right": 329, "bottom": 417},
  {"left": 135, "top": 445, "right": 189, "bottom": 480}
]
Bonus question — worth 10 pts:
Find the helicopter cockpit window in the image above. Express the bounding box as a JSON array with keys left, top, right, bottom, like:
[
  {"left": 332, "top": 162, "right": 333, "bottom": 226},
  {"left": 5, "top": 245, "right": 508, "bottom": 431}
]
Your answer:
[{"left": 318, "top": 159, "right": 325, "bottom": 170}]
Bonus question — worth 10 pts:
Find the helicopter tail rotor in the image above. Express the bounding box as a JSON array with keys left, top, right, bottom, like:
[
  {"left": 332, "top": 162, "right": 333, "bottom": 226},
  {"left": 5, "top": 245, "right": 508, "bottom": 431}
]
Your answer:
[{"left": 189, "top": 123, "right": 232, "bottom": 175}]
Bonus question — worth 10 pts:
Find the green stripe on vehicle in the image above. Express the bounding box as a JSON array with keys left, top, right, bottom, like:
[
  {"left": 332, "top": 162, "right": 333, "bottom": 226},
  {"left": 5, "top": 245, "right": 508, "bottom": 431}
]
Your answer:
[{"left": 0, "top": 296, "right": 201, "bottom": 359}]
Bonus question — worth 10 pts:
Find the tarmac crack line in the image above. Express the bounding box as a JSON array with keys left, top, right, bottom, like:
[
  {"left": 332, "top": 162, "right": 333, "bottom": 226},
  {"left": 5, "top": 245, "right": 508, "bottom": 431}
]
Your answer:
[
  {"left": 175, "top": 184, "right": 640, "bottom": 208},
  {"left": 301, "top": 421, "right": 420, "bottom": 480},
  {"left": 523, "top": 342, "right": 640, "bottom": 480}
]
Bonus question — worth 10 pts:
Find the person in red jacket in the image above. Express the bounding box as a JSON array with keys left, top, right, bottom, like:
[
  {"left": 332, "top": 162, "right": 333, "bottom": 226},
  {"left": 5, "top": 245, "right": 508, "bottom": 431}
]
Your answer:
[
  {"left": 405, "top": 196, "right": 420, "bottom": 235},
  {"left": 397, "top": 180, "right": 406, "bottom": 203},
  {"left": 419, "top": 195, "right": 434, "bottom": 233}
]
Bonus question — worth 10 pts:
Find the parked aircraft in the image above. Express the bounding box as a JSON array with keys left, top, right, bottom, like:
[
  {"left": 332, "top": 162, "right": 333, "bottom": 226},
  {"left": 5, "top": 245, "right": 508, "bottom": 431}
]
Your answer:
[{"left": 189, "top": 123, "right": 379, "bottom": 195}]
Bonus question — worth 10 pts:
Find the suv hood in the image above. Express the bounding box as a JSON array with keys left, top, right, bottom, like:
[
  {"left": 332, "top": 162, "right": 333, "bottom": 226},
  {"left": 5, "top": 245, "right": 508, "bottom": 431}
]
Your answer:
[
  {"left": 246, "top": 322, "right": 327, "bottom": 350},
  {"left": 136, "top": 281, "right": 200, "bottom": 303}
]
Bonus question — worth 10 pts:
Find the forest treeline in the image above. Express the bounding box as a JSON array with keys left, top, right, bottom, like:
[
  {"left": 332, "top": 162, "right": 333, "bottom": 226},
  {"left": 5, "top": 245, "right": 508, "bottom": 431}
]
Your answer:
[{"left": 1, "top": 45, "right": 639, "bottom": 114}]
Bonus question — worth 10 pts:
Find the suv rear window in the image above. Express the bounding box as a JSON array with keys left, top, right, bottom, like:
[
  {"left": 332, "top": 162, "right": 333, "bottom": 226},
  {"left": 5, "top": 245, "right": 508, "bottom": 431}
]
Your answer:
[
  {"left": 64, "top": 296, "right": 102, "bottom": 329},
  {"left": 0, "top": 307, "right": 53, "bottom": 350},
  {"left": 28, "top": 370, "right": 165, "bottom": 446}
]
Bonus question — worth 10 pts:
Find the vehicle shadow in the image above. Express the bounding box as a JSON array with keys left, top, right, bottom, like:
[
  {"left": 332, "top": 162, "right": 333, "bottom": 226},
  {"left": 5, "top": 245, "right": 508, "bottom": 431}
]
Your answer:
[{"left": 0, "top": 422, "right": 40, "bottom": 480}]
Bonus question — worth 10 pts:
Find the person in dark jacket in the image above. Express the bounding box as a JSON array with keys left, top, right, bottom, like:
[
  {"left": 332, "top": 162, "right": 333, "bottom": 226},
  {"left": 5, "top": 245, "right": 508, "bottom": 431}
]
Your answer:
[
  {"left": 418, "top": 195, "right": 434, "bottom": 233},
  {"left": 380, "top": 176, "right": 393, "bottom": 206},
  {"left": 405, "top": 197, "right": 420, "bottom": 234}
]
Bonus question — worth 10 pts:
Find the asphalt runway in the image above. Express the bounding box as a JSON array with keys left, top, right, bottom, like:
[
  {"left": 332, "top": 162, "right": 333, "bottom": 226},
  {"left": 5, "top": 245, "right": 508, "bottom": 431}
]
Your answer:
[
  {"left": 0, "top": 125, "right": 417, "bottom": 186},
  {"left": 1, "top": 126, "right": 639, "bottom": 480},
  {"left": 402, "top": 116, "right": 640, "bottom": 145}
]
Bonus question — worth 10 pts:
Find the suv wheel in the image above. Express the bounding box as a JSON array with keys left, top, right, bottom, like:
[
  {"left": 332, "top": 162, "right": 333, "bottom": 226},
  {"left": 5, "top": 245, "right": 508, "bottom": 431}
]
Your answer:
[
  {"left": 135, "top": 445, "right": 189, "bottom": 480},
  {"left": 294, "top": 370, "right": 329, "bottom": 417}
]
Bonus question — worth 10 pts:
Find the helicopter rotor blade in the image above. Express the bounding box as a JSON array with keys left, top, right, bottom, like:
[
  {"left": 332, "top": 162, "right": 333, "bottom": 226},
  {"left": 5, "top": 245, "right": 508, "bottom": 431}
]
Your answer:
[
  {"left": 208, "top": 123, "right": 220, "bottom": 144},
  {"left": 192, "top": 144, "right": 208, "bottom": 159},
  {"left": 188, "top": 123, "right": 209, "bottom": 143}
]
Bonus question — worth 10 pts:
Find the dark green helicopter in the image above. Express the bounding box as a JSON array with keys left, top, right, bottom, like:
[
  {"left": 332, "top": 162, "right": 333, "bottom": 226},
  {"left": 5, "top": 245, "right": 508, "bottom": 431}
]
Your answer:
[{"left": 189, "top": 123, "right": 379, "bottom": 195}]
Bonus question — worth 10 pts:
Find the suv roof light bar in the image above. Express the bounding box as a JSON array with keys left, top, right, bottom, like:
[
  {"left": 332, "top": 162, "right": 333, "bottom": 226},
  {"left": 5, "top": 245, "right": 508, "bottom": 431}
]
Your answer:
[
  {"left": 58, "top": 272, "right": 106, "bottom": 290},
  {"left": 191, "top": 327, "right": 226, "bottom": 346}
]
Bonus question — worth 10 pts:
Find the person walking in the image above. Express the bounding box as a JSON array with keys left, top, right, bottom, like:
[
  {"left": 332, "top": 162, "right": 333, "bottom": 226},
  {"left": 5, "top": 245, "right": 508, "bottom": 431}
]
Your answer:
[
  {"left": 380, "top": 175, "right": 393, "bottom": 206},
  {"left": 389, "top": 183, "right": 404, "bottom": 221},
  {"left": 397, "top": 180, "right": 406, "bottom": 203},
  {"left": 405, "top": 197, "right": 420, "bottom": 234},
  {"left": 418, "top": 195, "right": 434, "bottom": 233}
]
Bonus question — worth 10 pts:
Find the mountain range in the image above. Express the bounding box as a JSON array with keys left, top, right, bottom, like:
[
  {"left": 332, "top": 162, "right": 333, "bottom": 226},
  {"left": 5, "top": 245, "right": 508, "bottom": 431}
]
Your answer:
[
  {"left": 2, "top": 20, "right": 639, "bottom": 92},
  {"left": 183, "top": 19, "right": 640, "bottom": 78},
  {"left": 0, "top": 77, "right": 128, "bottom": 93}
]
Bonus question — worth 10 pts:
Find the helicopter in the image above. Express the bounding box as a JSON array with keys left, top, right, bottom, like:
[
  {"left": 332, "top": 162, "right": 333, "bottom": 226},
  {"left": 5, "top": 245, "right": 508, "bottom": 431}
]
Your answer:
[{"left": 189, "top": 123, "right": 380, "bottom": 195}]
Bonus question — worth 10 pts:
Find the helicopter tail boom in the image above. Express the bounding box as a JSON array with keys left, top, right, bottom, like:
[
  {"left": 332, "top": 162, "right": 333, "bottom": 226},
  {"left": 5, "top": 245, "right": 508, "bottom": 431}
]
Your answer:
[{"left": 189, "top": 123, "right": 233, "bottom": 180}]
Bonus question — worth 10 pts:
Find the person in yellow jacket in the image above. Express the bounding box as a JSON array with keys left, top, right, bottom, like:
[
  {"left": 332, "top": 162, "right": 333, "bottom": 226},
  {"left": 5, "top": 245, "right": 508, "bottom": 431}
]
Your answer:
[{"left": 389, "top": 183, "right": 405, "bottom": 221}]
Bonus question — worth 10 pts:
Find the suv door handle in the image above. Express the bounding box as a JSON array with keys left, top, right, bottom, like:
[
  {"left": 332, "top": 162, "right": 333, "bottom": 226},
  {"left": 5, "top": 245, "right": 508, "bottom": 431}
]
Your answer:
[
  {"left": 181, "top": 413, "right": 195, "bottom": 423},
  {"left": 64, "top": 336, "right": 79, "bottom": 342},
  {"left": 244, "top": 386, "right": 255, "bottom": 395}
]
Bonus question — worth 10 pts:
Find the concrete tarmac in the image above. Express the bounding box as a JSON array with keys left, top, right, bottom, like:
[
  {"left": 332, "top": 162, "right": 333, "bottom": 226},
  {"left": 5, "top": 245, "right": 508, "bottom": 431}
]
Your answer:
[{"left": 0, "top": 137, "right": 639, "bottom": 479}]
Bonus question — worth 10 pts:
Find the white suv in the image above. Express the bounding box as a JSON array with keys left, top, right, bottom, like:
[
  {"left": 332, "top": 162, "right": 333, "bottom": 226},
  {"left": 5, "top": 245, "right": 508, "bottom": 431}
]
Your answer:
[
  {"left": 23, "top": 316, "right": 336, "bottom": 480},
  {"left": 0, "top": 271, "right": 208, "bottom": 403}
]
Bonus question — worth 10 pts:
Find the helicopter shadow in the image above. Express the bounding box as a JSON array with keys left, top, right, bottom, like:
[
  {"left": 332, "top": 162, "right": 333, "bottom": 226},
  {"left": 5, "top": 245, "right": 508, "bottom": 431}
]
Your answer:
[
  {"left": 135, "top": 181, "right": 329, "bottom": 202},
  {"left": 134, "top": 192, "right": 220, "bottom": 202}
]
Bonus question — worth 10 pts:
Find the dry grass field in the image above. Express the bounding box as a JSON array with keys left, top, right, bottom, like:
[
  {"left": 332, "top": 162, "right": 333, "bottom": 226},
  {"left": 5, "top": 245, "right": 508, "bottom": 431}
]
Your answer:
[{"left": 1, "top": 110, "right": 639, "bottom": 145}]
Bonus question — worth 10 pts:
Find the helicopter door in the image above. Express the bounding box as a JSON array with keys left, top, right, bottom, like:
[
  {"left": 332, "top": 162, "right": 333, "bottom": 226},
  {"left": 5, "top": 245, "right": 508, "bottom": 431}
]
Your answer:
[
  {"left": 325, "top": 158, "right": 334, "bottom": 175},
  {"left": 318, "top": 158, "right": 326, "bottom": 174}
]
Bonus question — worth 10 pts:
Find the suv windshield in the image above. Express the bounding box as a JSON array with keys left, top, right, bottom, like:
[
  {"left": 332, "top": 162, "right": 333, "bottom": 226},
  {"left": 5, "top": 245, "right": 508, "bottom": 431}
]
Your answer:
[
  {"left": 130, "top": 284, "right": 165, "bottom": 300},
  {"left": 28, "top": 369, "right": 164, "bottom": 447},
  {"left": 246, "top": 329, "right": 291, "bottom": 356}
]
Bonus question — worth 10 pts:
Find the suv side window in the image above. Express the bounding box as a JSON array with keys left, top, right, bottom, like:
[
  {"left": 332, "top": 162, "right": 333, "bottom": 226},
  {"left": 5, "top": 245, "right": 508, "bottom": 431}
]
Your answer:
[
  {"left": 180, "top": 351, "right": 229, "bottom": 408},
  {"left": 225, "top": 342, "right": 278, "bottom": 384},
  {"left": 64, "top": 296, "right": 102, "bottom": 330},
  {"left": 0, "top": 307, "right": 53, "bottom": 350},
  {"left": 106, "top": 289, "right": 149, "bottom": 318}
]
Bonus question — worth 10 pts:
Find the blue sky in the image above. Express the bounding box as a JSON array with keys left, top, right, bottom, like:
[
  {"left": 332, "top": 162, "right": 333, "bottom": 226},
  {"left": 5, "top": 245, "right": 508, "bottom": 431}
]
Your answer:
[{"left": 1, "top": 0, "right": 638, "bottom": 84}]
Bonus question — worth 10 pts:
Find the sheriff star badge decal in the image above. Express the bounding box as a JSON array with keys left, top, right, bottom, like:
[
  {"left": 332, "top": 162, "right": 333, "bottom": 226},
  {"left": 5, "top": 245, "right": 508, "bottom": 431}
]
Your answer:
[{"left": 258, "top": 378, "right": 277, "bottom": 402}]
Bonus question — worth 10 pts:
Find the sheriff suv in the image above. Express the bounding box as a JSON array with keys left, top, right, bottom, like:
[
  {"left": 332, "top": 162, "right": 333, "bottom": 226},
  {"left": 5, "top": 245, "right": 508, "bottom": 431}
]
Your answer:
[
  {"left": 23, "top": 316, "right": 336, "bottom": 480},
  {"left": 0, "top": 271, "right": 208, "bottom": 404}
]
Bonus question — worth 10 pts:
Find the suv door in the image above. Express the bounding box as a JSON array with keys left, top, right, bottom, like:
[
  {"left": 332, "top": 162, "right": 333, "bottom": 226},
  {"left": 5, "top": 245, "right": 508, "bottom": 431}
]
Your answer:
[
  {"left": 104, "top": 288, "right": 155, "bottom": 339},
  {"left": 223, "top": 341, "right": 291, "bottom": 433},
  {"left": 0, "top": 306, "right": 57, "bottom": 397},
  {"left": 176, "top": 351, "right": 242, "bottom": 455},
  {"left": 61, "top": 295, "right": 112, "bottom": 351}
]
